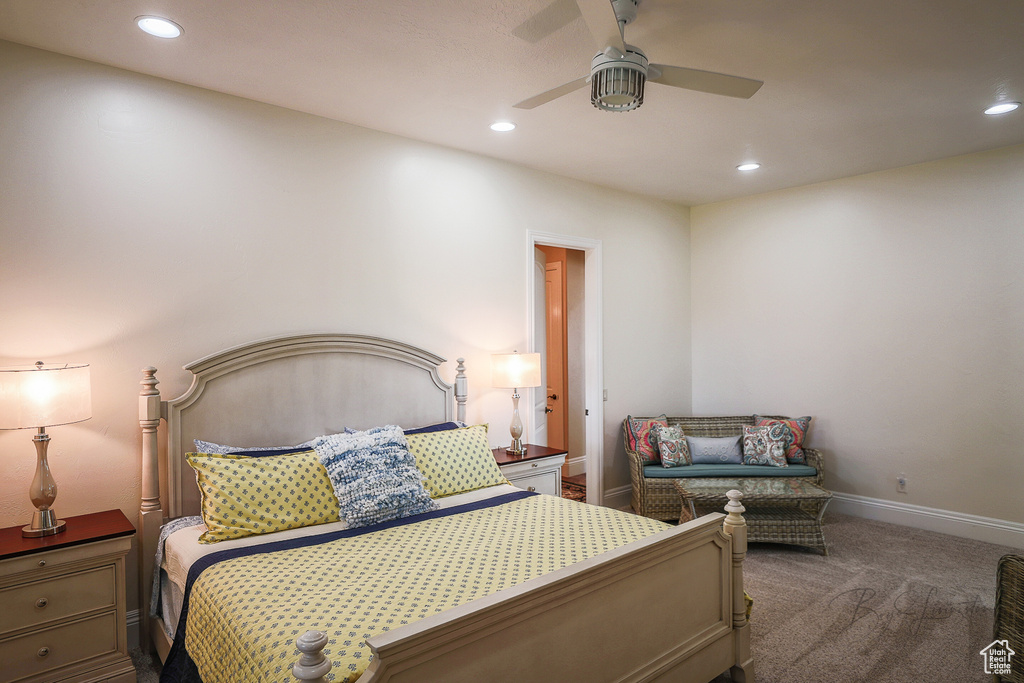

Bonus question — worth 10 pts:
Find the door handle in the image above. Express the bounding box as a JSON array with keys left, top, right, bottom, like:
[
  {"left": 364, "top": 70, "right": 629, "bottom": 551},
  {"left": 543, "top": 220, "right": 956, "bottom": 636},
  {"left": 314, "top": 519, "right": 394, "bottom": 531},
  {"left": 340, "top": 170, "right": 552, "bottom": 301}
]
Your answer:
[{"left": 548, "top": 393, "right": 558, "bottom": 400}]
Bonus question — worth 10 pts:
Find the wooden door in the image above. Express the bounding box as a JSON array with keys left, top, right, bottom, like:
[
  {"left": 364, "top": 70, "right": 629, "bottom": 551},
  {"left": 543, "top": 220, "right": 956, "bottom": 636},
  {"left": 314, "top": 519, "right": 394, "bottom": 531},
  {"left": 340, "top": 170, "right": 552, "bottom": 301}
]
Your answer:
[
  {"left": 545, "top": 261, "right": 567, "bottom": 452},
  {"left": 532, "top": 248, "right": 548, "bottom": 447}
]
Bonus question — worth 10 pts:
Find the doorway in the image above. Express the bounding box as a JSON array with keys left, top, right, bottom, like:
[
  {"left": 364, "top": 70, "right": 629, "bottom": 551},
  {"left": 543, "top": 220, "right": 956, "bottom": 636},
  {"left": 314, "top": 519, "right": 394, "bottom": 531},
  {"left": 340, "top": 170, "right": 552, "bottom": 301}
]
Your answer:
[
  {"left": 528, "top": 232, "right": 604, "bottom": 506},
  {"left": 535, "top": 246, "right": 584, "bottom": 482}
]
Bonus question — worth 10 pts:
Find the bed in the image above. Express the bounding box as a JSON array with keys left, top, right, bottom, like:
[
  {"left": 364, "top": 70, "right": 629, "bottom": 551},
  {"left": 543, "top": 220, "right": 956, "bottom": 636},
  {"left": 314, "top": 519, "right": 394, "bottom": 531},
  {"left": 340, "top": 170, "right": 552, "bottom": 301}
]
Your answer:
[{"left": 138, "top": 333, "right": 753, "bottom": 682}]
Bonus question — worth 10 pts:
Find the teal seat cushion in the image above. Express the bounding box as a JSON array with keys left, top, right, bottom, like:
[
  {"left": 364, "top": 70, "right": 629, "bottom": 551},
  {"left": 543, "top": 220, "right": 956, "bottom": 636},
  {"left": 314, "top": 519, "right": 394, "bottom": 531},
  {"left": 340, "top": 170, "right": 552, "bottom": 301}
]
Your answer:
[{"left": 643, "top": 463, "right": 818, "bottom": 478}]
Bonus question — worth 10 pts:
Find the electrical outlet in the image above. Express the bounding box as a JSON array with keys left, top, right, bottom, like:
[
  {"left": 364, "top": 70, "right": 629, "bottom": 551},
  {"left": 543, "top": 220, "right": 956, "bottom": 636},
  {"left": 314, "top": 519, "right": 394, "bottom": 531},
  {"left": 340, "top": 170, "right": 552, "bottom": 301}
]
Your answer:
[{"left": 896, "top": 473, "right": 908, "bottom": 493}]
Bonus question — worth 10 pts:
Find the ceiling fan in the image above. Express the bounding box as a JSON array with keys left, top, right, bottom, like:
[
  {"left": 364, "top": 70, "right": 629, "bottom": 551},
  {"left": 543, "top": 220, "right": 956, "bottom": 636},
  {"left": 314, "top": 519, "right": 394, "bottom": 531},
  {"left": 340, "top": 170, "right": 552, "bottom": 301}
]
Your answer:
[{"left": 513, "top": 0, "right": 763, "bottom": 112}]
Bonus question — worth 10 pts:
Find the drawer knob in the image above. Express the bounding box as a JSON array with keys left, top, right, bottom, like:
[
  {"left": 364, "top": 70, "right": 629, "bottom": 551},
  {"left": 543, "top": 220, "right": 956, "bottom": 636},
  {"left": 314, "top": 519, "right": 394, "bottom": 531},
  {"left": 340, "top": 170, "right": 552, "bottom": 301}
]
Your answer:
[
  {"left": 37, "top": 647, "right": 50, "bottom": 658},
  {"left": 527, "top": 486, "right": 536, "bottom": 492},
  {"left": 36, "top": 597, "right": 48, "bottom": 609},
  {"left": 38, "top": 560, "right": 46, "bottom": 567}
]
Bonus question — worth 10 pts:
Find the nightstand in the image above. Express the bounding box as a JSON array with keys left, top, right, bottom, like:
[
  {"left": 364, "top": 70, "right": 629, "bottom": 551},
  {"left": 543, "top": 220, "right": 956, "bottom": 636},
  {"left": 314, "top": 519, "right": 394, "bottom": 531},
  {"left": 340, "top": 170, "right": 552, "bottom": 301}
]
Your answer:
[
  {"left": 492, "top": 444, "right": 568, "bottom": 496},
  {"left": 0, "top": 509, "right": 136, "bottom": 683}
]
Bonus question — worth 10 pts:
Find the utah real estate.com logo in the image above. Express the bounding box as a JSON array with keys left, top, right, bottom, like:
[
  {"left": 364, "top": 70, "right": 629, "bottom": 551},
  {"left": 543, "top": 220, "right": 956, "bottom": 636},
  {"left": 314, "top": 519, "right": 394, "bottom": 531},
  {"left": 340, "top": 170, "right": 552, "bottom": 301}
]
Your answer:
[{"left": 980, "top": 639, "right": 1015, "bottom": 676}]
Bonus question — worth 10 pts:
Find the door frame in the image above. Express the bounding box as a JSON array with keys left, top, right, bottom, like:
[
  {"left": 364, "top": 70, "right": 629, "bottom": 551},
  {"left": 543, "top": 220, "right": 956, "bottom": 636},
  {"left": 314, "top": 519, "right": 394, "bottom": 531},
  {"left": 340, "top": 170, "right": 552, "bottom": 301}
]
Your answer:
[{"left": 526, "top": 230, "right": 603, "bottom": 506}]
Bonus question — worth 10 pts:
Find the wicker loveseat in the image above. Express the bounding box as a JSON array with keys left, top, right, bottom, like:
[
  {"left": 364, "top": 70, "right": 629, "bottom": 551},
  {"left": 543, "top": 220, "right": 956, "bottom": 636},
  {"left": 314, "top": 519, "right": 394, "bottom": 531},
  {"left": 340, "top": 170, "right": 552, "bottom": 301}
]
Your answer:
[{"left": 625, "top": 415, "right": 825, "bottom": 521}]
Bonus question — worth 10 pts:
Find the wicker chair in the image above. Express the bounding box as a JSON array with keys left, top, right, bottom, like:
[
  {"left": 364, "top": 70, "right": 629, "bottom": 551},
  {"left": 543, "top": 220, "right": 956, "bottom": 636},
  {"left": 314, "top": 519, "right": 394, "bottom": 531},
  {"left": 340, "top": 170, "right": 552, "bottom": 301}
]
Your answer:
[
  {"left": 995, "top": 555, "right": 1023, "bottom": 682},
  {"left": 625, "top": 415, "right": 825, "bottom": 522}
]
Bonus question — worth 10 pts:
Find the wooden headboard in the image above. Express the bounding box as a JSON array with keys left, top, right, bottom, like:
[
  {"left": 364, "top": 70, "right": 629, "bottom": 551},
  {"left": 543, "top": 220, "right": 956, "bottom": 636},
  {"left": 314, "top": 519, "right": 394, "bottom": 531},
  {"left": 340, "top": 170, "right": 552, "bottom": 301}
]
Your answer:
[{"left": 137, "top": 333, "right": 466, "bottom": 645}]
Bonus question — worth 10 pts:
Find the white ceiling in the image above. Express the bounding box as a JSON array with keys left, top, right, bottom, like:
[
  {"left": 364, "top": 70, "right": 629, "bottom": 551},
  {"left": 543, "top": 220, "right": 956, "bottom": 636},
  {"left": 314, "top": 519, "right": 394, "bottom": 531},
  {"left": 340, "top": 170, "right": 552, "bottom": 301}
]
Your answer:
[{"left": 1, "top": 0, "right": 1023, "bottom": 205}]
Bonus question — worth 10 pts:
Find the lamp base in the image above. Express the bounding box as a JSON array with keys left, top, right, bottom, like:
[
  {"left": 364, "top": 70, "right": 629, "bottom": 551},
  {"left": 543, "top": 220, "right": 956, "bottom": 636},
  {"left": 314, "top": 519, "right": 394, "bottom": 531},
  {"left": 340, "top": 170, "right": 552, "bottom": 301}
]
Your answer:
[
  {"left": 506, "top": 442, "right": 527, "bottom": 456},
  {"left": 23, "top": 509, "right": 66, "bottom": 538}
]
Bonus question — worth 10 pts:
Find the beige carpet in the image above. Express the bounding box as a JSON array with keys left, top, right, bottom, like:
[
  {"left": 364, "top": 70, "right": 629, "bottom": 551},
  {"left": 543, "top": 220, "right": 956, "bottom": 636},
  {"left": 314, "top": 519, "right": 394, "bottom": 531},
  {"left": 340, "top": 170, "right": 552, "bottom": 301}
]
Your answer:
[
  {"left": 713, "top": 512, "right": 1019, "bottom": 683},
  {"left": 131, "top": 512, "right": 1020, "bottom": 682}
]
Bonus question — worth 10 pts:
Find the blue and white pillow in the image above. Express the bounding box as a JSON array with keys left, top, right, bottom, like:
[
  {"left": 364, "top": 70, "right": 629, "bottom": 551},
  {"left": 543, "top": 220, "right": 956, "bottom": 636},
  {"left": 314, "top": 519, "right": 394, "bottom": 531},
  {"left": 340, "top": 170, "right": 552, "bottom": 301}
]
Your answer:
[
  {"left": 194, "top": 439, "right": 303, "bottom": 455},
  {"left": 194, "top": 430, "right": 356, "bottom": 455},
  {"left": 308, "top": 425, "right": 438, "bottom": 528}
]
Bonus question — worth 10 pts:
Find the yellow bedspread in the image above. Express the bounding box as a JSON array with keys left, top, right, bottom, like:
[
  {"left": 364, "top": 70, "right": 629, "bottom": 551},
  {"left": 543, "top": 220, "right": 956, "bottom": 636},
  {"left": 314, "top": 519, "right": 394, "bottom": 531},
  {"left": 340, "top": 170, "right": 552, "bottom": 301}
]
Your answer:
[{"left": 182, "top": 492, "right": 668, "bottom": 682}]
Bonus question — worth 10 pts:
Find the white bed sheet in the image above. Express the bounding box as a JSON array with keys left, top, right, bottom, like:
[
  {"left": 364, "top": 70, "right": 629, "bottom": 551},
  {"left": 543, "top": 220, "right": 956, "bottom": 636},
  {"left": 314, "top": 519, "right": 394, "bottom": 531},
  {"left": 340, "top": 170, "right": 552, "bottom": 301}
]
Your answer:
[{"left": 160, "top": 483, "right": 521, "bottom": 633}]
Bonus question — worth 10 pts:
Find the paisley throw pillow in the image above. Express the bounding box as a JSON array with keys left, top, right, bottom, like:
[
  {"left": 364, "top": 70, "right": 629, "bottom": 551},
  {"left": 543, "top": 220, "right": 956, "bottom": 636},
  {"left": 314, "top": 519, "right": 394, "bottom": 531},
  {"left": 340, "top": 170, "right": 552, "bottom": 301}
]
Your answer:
[
  {"left": 625, "top": 415, "right": 668, "bottom": 464},
  {"left": 741, "top": 424, "right": 789, "bottom": 467},
  {"left": 754, "top": 415, "right": 812, "bottom": 464},
  {"left": 657, "top": 437, "right": 691, "bottom": 468}
]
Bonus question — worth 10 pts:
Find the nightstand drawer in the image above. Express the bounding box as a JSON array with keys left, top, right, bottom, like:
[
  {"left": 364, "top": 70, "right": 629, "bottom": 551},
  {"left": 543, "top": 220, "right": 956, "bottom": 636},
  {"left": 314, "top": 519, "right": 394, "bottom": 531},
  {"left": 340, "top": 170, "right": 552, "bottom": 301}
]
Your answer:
[
  {"left": 496, "top": 450, "right": 565, "bottom": 498},
  {"left": 0, "top": 565, "right": 116, "bottom": 635},
  {"left": 506, "top": 470, "right": 560, "bottom": 496},
  {"left": 1, "top": 610, "right": 119, "bottom": 682},
  {"left": 0, "top": 536, "right": 131, "bottom": 577}
]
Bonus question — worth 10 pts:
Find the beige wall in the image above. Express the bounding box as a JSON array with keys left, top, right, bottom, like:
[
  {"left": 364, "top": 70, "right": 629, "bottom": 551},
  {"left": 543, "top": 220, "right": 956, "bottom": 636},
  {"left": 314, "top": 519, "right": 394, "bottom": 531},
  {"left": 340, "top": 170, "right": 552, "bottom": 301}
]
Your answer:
[
  {"left": 691, "top": 144, "right": 1024, "bottom": 524},
  {"left": 0, "top": 40, "right": 693, "bottom": 607}
]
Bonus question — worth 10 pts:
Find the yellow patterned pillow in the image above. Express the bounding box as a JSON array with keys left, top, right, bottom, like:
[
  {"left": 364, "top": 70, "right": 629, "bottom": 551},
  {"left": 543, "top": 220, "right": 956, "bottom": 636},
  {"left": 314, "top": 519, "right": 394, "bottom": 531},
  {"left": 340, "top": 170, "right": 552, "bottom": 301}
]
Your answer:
[
  {"left": 406, "top": 424, "right": 508, "bottom": 498},
  {"left": 187, "top": 450, "right": 341, "bottom": 543}
]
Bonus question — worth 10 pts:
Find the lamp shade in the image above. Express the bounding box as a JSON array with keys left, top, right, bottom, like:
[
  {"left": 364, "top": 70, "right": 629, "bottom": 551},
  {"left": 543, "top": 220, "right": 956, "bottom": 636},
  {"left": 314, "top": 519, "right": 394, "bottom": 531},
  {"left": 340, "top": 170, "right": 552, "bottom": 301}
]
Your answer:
[
  {"left": 491, "top": 353, "right": 542, "bottom": 389},
  {"left": 0, "top": 363, "right": 92, "bottom": 430}
]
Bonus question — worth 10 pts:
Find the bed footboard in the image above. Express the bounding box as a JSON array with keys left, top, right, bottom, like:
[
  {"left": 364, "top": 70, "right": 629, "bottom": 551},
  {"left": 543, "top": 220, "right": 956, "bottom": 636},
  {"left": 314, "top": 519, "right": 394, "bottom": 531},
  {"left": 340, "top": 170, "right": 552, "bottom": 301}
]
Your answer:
[{"left": 292, "top": 492, "right": 751, "bottom": 683}]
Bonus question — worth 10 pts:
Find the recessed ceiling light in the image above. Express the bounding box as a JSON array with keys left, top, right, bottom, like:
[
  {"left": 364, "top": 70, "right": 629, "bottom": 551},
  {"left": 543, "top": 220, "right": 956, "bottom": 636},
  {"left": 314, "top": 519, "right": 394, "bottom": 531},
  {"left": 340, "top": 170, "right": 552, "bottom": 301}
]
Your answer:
[
  {"left": 490, "top": 121, "right": 516, "bottom": 132},
  {"left": 736, "top": 162, "right": 761, "bottom": 172},
  {"left": 136, "top": 16, "right": 183, "bottom": 39},
  {"left": 984, "top": 102, "right": 1021, "bottom": 116}
]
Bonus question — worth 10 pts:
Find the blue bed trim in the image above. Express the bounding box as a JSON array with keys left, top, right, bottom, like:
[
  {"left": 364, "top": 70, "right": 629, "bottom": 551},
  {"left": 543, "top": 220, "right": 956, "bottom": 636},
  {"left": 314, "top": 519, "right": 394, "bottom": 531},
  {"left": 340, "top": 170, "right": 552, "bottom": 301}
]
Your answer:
[{"left": 159, "top": 489, "right": 537, "bottom": 682}]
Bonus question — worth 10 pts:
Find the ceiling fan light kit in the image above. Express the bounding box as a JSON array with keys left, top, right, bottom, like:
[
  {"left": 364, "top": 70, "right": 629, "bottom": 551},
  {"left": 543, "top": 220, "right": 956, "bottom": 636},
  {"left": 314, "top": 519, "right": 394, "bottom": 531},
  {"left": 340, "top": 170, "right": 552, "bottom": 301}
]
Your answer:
[{"left": 591, "top": 46, "right": 648, "bottom": 111}]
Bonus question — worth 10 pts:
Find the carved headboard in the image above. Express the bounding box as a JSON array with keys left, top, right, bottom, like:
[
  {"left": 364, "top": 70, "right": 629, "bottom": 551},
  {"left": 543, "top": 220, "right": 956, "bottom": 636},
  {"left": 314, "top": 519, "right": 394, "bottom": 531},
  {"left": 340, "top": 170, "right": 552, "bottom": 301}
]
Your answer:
[{"left": 141, "top": 333, "right": 467, "bottom": 520}]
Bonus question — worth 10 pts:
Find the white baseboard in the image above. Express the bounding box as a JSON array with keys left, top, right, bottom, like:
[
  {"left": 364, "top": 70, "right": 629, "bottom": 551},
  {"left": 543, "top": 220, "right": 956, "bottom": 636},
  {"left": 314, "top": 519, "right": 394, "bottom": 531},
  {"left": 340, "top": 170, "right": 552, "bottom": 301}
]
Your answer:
[
  {"left": 566, "top": 456, "right": 586, "bottom": 478},
  {"left": 831, "top": 492, "right": 1024, "bottom": 549},
  {"left": 603, "top": 484, "right": 632, "bottom": 511},
  {"left": 128, "top": 608, "right": 140, "bottom": 650}
]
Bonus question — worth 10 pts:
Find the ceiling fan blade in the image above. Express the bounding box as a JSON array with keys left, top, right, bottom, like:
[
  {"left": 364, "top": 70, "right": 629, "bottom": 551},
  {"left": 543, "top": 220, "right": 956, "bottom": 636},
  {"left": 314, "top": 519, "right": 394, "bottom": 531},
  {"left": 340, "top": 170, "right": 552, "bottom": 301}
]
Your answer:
[
  {"left": 575, "top": 0, "right": 626, "bottom": 54},
  {"left": 648, "top": 64, "right": 763, "bottom": 99},
  {"left": 513, "top": 77, "right": 589, "bottom": 109},
  {"left": 512, "top": 0, "right": 581, "bottom": 43}
]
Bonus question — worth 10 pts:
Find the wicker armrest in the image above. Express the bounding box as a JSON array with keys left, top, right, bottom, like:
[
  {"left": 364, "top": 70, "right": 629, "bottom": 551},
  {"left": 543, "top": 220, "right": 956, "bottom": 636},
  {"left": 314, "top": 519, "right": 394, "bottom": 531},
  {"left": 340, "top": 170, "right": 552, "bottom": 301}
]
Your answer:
[
  {"left": 995, "top": 555, "right": 1023, "bottom": 682},
  {"left": 623, "top": 424, "right": 647, "bottom": 477},
  {"left": 623, "top": 421, "right": 649, "bottom": 515},
  {"left": 803, "top": 448, "right": 825, "bottom": 486}
]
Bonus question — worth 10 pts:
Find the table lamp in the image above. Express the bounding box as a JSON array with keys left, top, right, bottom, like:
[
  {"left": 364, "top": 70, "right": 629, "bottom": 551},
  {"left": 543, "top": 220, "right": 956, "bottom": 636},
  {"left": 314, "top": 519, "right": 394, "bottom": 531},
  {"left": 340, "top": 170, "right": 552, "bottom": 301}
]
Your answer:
[
  {"left": 0, "top": 361, "right": 92, "bottom": 537},
  {"left": 491, "top": 351, "right": 542, "bottom": 455}
]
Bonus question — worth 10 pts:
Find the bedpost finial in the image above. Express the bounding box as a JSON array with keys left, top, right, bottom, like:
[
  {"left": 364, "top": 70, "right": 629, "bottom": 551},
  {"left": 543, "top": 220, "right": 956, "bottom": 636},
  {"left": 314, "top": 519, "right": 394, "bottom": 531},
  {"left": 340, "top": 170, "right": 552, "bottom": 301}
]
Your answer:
[
  {"left": 725, "top": 489, "right": 745, "bottom": 518},
  {"left": 140, "top": 367, "right": 159, "bottom": 396},
  {"left": 293, "top": 630, "right": 332, "bottom": 681}
]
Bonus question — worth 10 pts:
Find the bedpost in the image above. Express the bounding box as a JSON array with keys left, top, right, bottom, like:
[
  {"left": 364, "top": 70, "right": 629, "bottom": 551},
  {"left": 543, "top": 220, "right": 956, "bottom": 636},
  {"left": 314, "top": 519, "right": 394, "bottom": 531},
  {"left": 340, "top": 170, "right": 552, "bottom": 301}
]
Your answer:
[
  {"left": 292, "top": 631, "right": 332, "bottom": 682},
  {"left": 455, "top": 358, "right": 467, "bottom": 423},
  {"left": 139, "top": 367, "right": 163, "bottom": 653},
  {"left": 722, "top": 490, "right": 753, "bottom": 683}
]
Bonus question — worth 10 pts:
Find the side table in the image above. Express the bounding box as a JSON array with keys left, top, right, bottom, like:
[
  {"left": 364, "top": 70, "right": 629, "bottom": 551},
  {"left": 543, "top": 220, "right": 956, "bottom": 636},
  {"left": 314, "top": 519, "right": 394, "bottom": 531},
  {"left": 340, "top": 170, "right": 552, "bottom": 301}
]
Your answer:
[
  {"left": 492, "top": 444, "right": 568, "bottom": 496},
  {"left": 0, "top": 509, "right": 137, "bottom": 682}
]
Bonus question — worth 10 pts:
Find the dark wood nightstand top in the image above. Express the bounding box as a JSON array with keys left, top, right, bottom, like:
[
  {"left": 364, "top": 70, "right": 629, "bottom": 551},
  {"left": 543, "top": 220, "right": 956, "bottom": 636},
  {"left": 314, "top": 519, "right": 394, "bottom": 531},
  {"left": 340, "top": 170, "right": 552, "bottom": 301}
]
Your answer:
[
  {"left": 492, "top": 444, "right": 569, "bottom": 466},
  {"left": 0, "top": 509, "right": 136, "bottom": 560}
]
